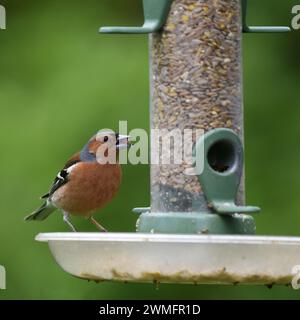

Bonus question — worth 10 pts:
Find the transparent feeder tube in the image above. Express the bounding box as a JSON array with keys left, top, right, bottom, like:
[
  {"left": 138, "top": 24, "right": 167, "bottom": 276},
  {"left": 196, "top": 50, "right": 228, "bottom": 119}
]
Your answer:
[{"left": 150, "top": 0, "right": 244, "bottom": 212}]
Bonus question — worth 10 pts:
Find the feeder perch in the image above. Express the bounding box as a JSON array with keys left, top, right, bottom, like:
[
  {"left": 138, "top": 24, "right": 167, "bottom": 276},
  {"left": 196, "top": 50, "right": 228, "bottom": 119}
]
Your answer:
[
  {"left": 242, "top": 0, "right": 291, "bottom": 33},
  {"left": 99, "top": 0, "right": 173, "bottom": 34},
  {"left": 37, "top": 0, "right": 300, "bottom": 286}
]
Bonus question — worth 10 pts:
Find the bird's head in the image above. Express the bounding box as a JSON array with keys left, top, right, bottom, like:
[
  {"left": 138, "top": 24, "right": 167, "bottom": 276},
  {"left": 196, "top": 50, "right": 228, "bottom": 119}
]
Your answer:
[{"left": 80, "top": 130, "right": 131, "bottom": 163}]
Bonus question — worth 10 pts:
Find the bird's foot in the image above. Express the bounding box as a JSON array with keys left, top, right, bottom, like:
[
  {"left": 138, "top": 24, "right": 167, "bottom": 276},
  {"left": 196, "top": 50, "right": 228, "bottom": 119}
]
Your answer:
[
  {"left": 90, "top": 216, "right": 107, "bottom": 232},
  {"left": 63, "top": 212, "right": 77, "bottom": 232}
]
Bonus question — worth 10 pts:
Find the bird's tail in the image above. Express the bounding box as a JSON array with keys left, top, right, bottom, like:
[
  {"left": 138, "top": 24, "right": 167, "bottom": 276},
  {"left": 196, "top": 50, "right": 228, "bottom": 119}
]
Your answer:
[{"left": 24, "top": 201, "right": 55, "bottom": 221}]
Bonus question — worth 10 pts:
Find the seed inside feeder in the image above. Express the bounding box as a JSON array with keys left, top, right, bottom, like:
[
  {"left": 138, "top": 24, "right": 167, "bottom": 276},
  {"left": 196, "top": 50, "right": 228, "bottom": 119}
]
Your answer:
[{"left": 150, "top": 0, "right": 244, "bottom": 212}]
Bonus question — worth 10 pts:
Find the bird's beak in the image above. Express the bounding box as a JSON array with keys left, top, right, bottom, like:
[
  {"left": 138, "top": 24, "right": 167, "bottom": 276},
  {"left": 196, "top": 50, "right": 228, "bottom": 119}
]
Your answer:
[{"left": 116, "top": 135, "right": 131, "bottom": 149}]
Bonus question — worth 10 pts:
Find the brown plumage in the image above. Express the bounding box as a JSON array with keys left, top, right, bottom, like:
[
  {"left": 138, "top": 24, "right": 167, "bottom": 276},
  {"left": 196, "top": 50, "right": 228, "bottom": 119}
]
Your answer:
[
  {"left": 51, "top": 162, "right": 122, "bottom": 217},
  {"left": 25, "top": 131, "right": 130, "bottom": 232}
]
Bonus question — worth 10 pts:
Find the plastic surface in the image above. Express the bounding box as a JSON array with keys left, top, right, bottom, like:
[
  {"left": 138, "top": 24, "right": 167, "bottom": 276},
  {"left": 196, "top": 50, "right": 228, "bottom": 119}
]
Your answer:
[
  {"left": 136, "top": 212, "right": 256, "bottom": 234},
  {"left": 37, "top": 232, "right": 300, "bottom": 285}
]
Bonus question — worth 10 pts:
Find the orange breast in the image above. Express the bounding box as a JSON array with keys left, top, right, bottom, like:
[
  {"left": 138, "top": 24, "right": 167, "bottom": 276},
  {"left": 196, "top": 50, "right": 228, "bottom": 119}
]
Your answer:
[{"left": 51, "top": 162, "right": 122, "bottom": 217}]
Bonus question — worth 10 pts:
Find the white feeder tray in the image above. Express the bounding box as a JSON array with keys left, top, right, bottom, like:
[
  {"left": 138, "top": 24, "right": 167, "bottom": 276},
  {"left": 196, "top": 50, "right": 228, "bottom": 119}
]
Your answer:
[{"left": 36, "top": 233, "right": 300, "bottom": 285}]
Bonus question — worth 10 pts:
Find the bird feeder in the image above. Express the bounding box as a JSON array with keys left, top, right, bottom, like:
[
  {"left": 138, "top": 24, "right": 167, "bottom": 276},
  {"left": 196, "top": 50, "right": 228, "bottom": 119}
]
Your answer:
[{"left": 37, "top": 0, "right": 300, "bottom": 286}]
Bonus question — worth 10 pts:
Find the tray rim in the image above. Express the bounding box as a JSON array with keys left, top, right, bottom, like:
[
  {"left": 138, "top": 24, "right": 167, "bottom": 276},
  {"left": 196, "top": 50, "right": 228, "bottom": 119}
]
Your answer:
[{"left": 35, "top": 232, "right": 300, "bottom": 246}]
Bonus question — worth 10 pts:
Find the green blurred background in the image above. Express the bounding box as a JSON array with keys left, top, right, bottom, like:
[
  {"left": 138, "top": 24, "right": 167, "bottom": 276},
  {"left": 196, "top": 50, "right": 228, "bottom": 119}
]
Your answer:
[{"left": 0, "top": 0, "right": 299, "bottom": 299}]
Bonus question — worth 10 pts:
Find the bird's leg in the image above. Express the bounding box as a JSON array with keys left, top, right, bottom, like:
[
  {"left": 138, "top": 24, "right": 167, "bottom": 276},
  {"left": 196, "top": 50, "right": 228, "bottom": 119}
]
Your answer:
[
  {"left": 90, "top": 216, "right": 107, "bottom": 232},
  {"left": 63, "top": 212, "right": 77, "bottom": 232}
]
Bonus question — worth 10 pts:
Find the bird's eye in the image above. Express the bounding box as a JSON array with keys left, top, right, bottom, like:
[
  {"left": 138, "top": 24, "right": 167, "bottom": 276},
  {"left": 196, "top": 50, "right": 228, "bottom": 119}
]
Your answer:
[{"left": 103, "top": 136, "right": 109, "bottom": 142}]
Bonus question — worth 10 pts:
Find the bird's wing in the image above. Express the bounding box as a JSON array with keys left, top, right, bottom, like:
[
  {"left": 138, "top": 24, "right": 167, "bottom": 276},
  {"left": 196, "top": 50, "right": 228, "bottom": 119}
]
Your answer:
[{"left": 41, "top": 152, "right": 81, "bottom": 199}]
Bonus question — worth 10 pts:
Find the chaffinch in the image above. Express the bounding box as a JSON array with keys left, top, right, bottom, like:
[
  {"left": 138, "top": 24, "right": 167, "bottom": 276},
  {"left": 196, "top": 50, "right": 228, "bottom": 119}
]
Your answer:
[{"left": 25, "top": 131, "right": 130, "bottom": 232}]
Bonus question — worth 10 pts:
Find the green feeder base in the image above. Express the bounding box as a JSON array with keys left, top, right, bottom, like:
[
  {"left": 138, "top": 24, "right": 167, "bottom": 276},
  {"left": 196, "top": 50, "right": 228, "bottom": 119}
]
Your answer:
[{"left": 136, "top": 211, "right": 256, "bottom": 235}]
